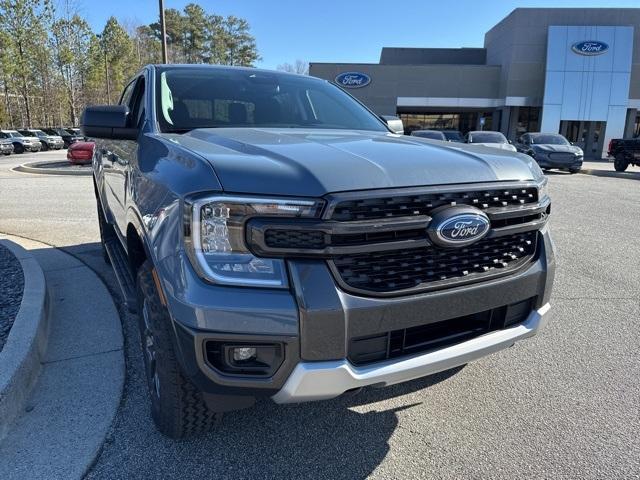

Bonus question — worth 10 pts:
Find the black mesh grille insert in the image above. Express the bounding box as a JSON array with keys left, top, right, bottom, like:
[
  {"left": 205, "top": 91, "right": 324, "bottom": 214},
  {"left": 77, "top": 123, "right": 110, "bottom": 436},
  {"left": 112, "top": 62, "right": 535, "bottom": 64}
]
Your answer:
[
  {"left": 348, "top": 297, "right": 535, "bottom": 365},
  {"left": 265, "top": 229, "right": 325, "bottom": 249},
  {"left": 332, "top": 231, "right": 537, "bottom": 294},
  {"left": 331, "top": 187, "right": 538, "bottom": 221}
]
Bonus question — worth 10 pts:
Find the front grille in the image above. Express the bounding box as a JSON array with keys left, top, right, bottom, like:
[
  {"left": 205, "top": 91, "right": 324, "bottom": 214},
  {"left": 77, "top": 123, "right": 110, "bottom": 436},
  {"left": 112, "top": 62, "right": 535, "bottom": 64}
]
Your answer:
[
  {"left": 331, "top": 231, "right": 537, "bottom": 294},
  {"left": 348, "top": 297, "right": 535, "bottom": 365},
  {"left": 331, "top": 187, "right": 538, "bottom": 221},
  {"left": 548, "top": 152, "right": 576, "bottom": 162}
]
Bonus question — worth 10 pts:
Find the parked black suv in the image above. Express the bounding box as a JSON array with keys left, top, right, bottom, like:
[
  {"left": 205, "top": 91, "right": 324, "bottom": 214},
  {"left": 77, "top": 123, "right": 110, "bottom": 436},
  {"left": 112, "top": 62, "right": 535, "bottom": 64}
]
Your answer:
[{"left": 82, "top": 65, "right": 555, "bottom": 438}]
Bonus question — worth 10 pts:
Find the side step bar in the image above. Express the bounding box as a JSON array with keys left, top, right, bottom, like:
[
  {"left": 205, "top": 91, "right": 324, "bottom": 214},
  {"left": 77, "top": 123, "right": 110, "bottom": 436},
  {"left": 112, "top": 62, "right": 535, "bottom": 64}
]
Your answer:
[{"left": 104, "top": 238, "right": 137, "bottom": 313}]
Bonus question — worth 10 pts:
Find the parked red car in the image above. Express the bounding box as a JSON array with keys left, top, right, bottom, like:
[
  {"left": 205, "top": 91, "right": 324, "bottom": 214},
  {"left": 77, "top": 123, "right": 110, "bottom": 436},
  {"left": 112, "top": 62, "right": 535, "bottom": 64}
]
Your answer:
[{"left": 67, "top": 141, "right": 95, "bottom": 164}]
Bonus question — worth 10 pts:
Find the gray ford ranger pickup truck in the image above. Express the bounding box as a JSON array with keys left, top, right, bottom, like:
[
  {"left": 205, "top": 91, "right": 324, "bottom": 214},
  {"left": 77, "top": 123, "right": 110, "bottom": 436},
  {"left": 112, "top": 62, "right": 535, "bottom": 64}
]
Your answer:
[{"left": 82, "top": 65, "right": 555, "bottom": 438}]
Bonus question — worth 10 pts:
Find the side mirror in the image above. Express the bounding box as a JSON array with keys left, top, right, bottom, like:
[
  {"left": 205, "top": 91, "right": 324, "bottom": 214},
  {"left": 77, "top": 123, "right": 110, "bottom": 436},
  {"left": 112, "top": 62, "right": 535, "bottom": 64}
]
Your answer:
[
  {"left": 508, "top": 139, "right": 513, "bottom": 144},
  {"left": 380, "top": 115, "right": 404, "bottom": 135},
  {"left": 81, "top": 105, "right": 138, "bottom": 140}
]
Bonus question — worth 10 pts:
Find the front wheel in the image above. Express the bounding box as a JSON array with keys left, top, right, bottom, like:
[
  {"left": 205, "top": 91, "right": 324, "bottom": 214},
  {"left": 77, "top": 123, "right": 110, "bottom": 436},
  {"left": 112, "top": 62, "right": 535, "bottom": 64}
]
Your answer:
[
  {"left": 568, "top": 168, "right": 580, "bottom": 174},
  {"left": 13, "top": 143, "right": 24, "bottom": 154},
  {"left": 40, "top": 142, "right": 49, "bottom": 151},
  {"left": 614, "top": 154, "right": 629, "bottom": 172},
  {"left": 136, "top": 261, "right": 221, "bottom": 438}
]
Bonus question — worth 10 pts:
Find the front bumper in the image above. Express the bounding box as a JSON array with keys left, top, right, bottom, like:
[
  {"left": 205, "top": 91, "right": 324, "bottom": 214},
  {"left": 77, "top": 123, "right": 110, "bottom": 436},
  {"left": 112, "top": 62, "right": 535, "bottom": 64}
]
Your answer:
[
  {"left": 24, "top": 144, "right": 41, "bottom": 152},
  {"left": 535, "top": 154, "right": 582, "bottom": 169},
  {"left": 273, "top": 303, "right": 549, "bottom": 403},
  {"left": 159, "top": 225, "right": 555, "bottom": 402}
]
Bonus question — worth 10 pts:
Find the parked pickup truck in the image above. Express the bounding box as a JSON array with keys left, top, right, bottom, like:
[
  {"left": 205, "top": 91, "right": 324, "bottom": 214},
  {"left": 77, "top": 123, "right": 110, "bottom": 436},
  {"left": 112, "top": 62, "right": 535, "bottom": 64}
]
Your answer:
[
  {"left": 608, "top": 137, "right": 640, "bottom": 171},
  {"left": 82, "top": 65, "right": 555, "bottom": 438}
]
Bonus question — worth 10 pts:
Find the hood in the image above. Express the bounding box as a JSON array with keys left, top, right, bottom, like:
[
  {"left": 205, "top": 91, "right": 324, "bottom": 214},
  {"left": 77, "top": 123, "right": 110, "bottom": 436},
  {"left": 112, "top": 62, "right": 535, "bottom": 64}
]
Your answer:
[
  {"left": 532, "top": 144, "right": 581, "bottom": 154},
  {"left": 47, "top": 135, "right": 63, "bottom": 141},
  {"left": 163, "top": 128, "right": 542, "bottom": 197}
]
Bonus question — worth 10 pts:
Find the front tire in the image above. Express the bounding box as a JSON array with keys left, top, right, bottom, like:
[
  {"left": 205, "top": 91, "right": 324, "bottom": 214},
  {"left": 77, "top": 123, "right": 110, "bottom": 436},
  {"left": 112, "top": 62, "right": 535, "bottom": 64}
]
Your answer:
[
  {"left": 614, "top": 154, "right": 629, "bottom": 172},
  {"left": 136, "top": 261, "right": 221, "bottom": 438},
  {"left": 40, "top": 142, "right": 49, "bottom": 151},
  {"left": 13, "top": 143, "right": 24, "bottom": 154},
  {"left": 569, "top": 168, "right": 580, "bottom": 174}
]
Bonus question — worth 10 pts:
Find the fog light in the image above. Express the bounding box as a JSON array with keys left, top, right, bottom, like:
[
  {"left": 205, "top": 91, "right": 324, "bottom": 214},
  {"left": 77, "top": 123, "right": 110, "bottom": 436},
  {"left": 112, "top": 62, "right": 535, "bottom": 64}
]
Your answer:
[{"left": 232, "top": 347, "right": 257, "bottom": 362}]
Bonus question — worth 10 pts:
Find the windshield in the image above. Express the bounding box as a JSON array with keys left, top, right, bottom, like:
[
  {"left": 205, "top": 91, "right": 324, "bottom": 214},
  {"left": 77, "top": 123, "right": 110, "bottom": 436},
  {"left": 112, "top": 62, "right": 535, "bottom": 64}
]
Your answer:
[
  {"left": 412, "top": 131, "right": 445, "bottom": 140},
  {"left": 469, "top": 132, "right": 507, "bottom": 144},
  {"left": 33, "top": 130, "right": 47, "bottom": 137},
  {"left": 156, "top": 67, "right": 388, "bottom": 133},
  {"left": 5, "top": 130, "right": 20, "bottom": 137},
  {"left": 442, "top": 131, "right": 463, "bottom": 142},
  {"left": 530, "top": 134, "right": 569, "bottom": 145}
]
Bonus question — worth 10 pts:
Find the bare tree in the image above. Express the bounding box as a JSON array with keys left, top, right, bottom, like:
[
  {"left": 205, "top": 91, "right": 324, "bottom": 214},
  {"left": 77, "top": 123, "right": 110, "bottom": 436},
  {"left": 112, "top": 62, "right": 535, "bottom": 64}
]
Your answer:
[{"left": 277, "top": 59, "right": 309, "bottom": 75}]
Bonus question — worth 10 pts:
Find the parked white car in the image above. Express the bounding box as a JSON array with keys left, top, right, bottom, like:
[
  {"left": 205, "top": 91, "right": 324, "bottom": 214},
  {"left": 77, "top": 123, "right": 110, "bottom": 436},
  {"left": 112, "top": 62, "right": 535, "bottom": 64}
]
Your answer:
[
  {"left": 0, "top": 130, "right": 42, "bottom": 153},
  {"left": 465, "top": 131, "right": 517, "bottom": 152}
]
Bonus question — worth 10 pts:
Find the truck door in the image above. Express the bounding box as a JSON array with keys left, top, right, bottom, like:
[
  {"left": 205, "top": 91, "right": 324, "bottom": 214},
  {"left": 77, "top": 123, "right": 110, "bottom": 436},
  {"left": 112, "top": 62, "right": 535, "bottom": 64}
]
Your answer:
[{"left": 102, "top": 75, "right": 145, "bottom": 237}]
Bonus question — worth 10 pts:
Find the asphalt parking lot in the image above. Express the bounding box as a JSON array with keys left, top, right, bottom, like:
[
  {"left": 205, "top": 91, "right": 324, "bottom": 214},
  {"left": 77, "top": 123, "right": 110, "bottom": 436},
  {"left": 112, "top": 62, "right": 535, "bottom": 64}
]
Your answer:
[{"left": 0, "top": 151, "right": 638, "bottom": 479}]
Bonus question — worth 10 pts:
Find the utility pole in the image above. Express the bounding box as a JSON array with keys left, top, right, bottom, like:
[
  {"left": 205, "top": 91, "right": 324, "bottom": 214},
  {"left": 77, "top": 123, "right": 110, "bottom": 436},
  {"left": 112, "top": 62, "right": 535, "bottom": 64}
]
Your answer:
[{"left": 159, "top": 0, "right": 168, "bottom": 63}]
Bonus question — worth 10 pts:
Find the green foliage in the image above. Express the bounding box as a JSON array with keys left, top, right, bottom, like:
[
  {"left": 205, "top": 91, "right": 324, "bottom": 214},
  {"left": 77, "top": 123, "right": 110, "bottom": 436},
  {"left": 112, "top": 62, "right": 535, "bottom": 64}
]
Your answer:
[
  {"left": 149, "top": 3, "right": 260, "bottom": 66},
  {"left": 0, "top": 1, "right": 260, "bottom": 128}
]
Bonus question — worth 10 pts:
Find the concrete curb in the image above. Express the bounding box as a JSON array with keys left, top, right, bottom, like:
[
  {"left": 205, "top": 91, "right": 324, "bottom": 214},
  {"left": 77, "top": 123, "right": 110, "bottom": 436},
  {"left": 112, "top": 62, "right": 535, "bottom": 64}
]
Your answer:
[
  {"left": 13, "top": 160, "right": 92, "bottom": 176},
  {"left": 0, "top": 239, "right": 48, "bottom": 440},
  {"left": 0, "top": 234, "right": 125, "bottom": 479}
]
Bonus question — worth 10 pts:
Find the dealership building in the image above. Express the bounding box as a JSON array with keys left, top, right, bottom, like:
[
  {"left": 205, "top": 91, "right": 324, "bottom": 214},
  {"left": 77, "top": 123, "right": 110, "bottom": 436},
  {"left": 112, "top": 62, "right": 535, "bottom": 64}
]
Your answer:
[{"left": 310, "top": 8, "right": 640, "bottom": 158}]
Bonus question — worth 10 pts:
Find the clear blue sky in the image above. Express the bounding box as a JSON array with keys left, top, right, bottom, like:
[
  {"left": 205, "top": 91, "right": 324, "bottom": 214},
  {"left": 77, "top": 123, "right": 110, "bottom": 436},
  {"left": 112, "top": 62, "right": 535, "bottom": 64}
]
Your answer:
[{"left": 76, "top": 0, "right": 640, "bottom": 69}]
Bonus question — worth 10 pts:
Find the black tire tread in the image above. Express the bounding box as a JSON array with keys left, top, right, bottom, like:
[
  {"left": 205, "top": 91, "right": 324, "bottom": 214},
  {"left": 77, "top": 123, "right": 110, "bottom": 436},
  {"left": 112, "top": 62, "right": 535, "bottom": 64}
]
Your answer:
[
  {"left": 614, "top": 154, "right": 629, "bottom": 172},
  {"left": 136, "top": 261, "right": 220, "bottom": 438}
]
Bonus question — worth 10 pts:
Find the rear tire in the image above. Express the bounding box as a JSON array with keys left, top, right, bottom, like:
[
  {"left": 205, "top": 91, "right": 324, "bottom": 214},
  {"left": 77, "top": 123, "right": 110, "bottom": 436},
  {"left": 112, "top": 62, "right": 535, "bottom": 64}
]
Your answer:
[
  {"left": 136, "top": 261, "right": 221, "bottom": 438},
  {"left": 614, "top": 154, "right": 629, "bottom": 172}
]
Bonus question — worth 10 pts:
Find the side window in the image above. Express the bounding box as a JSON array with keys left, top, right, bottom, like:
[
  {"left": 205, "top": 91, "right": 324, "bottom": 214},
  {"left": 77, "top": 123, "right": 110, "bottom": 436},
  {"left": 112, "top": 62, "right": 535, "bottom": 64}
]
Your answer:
[
  {"left": 119, "top": 80, "right": 136, "bottom": 107},
  {"left": 129, "top": 77, "right": 146, "bottom": 127}
]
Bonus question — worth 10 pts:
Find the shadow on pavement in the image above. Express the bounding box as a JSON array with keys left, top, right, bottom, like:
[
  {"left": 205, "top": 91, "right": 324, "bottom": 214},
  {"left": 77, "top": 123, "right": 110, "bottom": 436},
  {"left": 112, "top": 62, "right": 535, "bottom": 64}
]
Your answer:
[{"left": 579, "top": 168, "right": 640, "bottom": 181}]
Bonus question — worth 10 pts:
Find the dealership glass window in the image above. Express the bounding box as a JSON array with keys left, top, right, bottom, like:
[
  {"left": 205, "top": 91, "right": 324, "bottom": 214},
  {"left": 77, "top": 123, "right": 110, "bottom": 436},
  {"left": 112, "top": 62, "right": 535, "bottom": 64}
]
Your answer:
[
  {"left": 516, "top": 107, "right": 540, "bottom": 135},
  {"left": 398, "top": 112, "right": 479, "bottom": 135}
]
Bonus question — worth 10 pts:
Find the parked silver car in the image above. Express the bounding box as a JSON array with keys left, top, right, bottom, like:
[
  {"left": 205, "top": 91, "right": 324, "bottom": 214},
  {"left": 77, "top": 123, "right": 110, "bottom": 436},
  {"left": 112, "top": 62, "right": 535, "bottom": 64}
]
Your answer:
[
  {"left": 18, "top": 128, "right": 64, "bottom": 151},
  {"left": 0, "top": 129, "right": 42, "bottom": 153}
]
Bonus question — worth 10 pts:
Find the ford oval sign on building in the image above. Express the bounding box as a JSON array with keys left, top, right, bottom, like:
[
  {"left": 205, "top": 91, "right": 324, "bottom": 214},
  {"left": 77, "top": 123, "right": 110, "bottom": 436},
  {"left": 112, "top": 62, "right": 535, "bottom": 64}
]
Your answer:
[
  {"left": 335, "top": 72, "right": 371, "bottom": 88},
  {"left": 571, "top": 41, "right": 609, "bottom": 56}
]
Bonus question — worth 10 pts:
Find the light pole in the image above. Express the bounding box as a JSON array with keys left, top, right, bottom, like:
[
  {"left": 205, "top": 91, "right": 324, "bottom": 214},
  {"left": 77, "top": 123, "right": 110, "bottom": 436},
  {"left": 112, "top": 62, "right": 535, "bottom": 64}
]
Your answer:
[{"left": 159, "top": 0, "right": 168, "bottom": 63}]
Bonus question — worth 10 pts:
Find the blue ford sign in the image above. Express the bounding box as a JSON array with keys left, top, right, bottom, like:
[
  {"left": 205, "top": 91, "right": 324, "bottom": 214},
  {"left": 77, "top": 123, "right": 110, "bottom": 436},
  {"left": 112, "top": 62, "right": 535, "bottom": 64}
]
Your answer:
[
  {"left": 571, "top": 41, "right": 609, "bottom": 56},
  {"left": 427, "top": 208, "right": 490, "bottom": 248},
  {"left": 335, "top": 72, "right": 371, "bottom": 88}
]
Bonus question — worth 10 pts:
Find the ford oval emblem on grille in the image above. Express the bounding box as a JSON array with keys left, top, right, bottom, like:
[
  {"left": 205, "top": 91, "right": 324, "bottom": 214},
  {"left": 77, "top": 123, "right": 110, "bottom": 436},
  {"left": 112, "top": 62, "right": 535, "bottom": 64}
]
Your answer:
[{"left": 427, "top": 207, "right": 490, "bottom": 248}]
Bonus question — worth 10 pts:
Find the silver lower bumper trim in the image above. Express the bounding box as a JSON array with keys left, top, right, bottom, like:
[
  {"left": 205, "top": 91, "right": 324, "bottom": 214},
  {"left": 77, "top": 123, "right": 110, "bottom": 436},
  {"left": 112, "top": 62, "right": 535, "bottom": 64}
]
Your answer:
[{"left": 272, "top": 303, "right": 550, "bottom": 404}]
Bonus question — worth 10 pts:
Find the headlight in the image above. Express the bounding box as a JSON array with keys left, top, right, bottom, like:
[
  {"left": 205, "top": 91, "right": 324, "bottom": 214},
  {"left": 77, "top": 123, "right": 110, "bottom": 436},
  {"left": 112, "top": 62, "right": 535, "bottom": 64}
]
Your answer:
[{"left": 184, "top": 195, "right": 325, "bottom": 288}]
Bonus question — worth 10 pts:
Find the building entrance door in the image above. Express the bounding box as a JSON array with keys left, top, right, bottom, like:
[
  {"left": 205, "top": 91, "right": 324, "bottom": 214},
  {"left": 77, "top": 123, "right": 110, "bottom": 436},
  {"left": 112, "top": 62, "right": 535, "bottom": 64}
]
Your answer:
[{"left": 560, "top": 121, "right": 606, "bottom": 159}]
